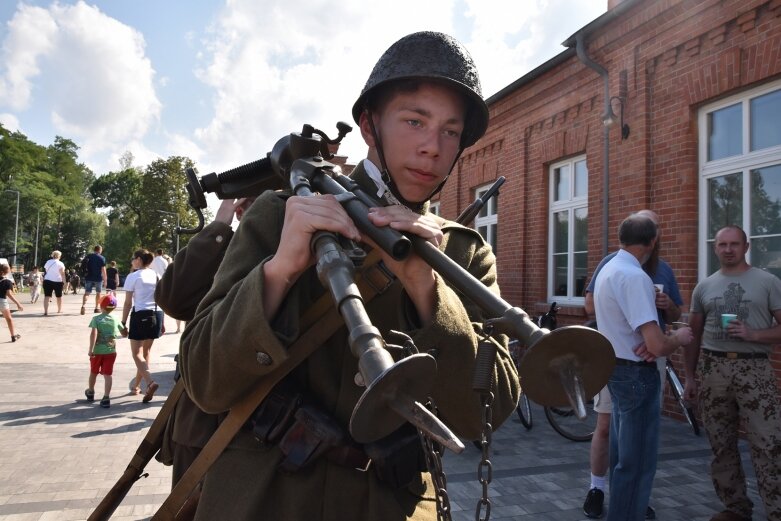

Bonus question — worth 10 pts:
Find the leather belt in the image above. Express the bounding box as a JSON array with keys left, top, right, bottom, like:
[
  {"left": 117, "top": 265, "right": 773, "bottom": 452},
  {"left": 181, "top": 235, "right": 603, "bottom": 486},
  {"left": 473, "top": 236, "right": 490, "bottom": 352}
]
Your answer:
[
  {"left": 614, "top": 358, "right": 656, "bottom": 368},
  {"left": 702, "top": 348, "right": 768, "bottom": 360}
]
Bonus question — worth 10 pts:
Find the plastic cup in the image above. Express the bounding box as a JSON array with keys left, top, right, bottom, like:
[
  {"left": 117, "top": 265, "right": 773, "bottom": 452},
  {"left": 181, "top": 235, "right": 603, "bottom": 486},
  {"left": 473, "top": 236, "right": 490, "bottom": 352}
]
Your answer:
[
  {"left": 721, "top": 313, "right": 737, "bottom": 329},
  {"left": 654, "top": 284, "right": 664, "bottom": 293}
]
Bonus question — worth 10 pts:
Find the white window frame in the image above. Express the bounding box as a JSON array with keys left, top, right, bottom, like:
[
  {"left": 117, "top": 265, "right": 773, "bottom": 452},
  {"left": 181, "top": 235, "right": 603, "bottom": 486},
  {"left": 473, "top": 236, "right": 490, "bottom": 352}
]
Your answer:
[
  {"left": 474, "top": 184, "right": 498, "bottom": 253},
  {"left": 548, "top": 155, "right": 588, "bottom": 305},
  {"left": 698, "top": 79, "right": 781, "bottom": 278},
  {"left": 428, "top": 201, "right": 440, "bottom": 217}
]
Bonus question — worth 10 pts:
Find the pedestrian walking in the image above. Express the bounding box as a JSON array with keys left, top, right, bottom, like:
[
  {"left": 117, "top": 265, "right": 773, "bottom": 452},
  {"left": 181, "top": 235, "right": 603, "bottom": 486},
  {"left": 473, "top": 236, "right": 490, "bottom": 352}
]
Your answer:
[{"left": 85, "top": 294, "right": 127, "bottom": 408}]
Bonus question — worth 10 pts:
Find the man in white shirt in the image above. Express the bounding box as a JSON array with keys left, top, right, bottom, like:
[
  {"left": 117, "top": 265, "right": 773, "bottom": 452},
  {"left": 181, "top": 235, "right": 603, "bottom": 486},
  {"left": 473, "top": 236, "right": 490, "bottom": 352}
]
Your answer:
[
  {"left": 594, "top": 213, "right": 692, "bottom": 520},
  {"left": 151, "top": 249, "right": 169, "bottom": 279}
]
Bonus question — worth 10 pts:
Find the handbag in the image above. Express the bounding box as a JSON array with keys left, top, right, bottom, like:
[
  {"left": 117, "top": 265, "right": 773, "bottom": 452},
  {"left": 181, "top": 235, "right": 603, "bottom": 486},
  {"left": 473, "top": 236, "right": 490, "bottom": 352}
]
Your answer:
[{"left": 133, "top": 305, "right": 159, "bottom": 337}]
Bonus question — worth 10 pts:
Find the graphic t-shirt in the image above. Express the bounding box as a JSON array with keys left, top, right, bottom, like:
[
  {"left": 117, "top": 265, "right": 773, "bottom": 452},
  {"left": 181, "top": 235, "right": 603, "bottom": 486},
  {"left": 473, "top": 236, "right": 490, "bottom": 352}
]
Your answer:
[
  {"left": 89, "top": 313, "right": 124, "bottom": 355},
  {"left": 690, "top": 267, "right": 781, "bottom": 354}
]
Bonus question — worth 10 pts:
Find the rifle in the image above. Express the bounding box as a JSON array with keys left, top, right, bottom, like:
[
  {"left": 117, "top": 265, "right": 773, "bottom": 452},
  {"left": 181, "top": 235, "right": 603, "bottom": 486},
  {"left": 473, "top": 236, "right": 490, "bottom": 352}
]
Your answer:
[
  {"left": 88, "top": 381, "right": 185, "bottom": 521},
  {"left": 181, "top": 123, "right": 614, "bottom": 415},
  {"left": 455, "top": 176, "right": 505, "bottom": 226}
]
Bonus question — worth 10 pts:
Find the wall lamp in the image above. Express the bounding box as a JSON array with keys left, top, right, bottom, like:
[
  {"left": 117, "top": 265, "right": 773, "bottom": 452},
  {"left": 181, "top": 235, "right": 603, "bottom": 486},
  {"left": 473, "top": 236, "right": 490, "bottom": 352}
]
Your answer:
[{"left": 602, "top": 96, "right": 630, "bottom": 140}]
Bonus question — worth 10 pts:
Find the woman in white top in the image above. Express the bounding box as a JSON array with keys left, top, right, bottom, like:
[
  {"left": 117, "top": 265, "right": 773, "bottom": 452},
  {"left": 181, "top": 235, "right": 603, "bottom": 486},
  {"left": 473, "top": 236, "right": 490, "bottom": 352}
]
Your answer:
[
  {"left": 42, "top": 250, "right": 66, "bottom": 316},
  {"left": 121, "top": 249, "right": 163, "bottom": 403}
]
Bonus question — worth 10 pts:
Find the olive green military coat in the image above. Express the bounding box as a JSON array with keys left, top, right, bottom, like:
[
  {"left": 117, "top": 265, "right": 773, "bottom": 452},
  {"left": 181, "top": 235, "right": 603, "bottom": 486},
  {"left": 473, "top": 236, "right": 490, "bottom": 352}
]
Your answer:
[{"left": 180, "top": 162, "right": 520, "bottom": 521}]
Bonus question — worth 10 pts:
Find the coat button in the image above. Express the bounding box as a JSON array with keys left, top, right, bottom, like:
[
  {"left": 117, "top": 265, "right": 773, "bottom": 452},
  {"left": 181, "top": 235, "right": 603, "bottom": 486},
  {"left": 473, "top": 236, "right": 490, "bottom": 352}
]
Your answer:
[{"left": 256, "top": 352, "right": 273, "bottom": 366}]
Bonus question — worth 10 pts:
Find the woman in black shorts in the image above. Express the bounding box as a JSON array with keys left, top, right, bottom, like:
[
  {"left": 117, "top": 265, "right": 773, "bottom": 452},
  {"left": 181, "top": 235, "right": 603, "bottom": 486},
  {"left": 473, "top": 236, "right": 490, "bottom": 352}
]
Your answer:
[{"left": 120, "top": 249, "right": 163, "bottom": 403}]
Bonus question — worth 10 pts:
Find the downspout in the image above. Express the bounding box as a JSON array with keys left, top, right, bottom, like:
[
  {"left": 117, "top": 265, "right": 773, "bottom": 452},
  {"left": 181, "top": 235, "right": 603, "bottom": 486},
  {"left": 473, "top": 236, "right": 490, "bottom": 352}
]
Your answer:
[{"left": 575, "top": 32, "right": 610, "bottom": 257}]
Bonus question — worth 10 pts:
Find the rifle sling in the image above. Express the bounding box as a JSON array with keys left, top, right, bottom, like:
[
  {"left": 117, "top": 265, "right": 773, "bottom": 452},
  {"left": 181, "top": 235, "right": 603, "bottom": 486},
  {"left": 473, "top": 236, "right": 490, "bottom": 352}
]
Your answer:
[{"left": 152, "top": 251, "right": 391, "bottom": 520}]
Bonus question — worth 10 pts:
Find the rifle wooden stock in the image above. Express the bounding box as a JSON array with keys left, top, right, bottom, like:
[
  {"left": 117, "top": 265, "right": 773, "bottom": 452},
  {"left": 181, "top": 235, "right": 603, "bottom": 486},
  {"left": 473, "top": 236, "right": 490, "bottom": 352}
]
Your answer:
[{"left": 88, "top": 380, "right": 185, "bottom": 521}]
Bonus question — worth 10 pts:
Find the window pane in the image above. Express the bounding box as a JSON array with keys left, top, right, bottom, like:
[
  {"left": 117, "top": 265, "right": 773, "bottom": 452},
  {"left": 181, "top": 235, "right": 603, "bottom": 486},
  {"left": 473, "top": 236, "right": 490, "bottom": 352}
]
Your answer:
[
  {"left": 750, "top": 164, "right": 781, "bottom": 236},
  {"left": 706, "top": 241, "right": 719, "bottom": 276},
  {"left": 707, "top": 173, "right": 743, "bottom": 239},
  {"left": 490, "top": 192, "right": 498, "bottom": 216},
  {"left": 574, "top": 252, "right": 588, "bottom": 297},
  {"left": 491, "top": 223, "right": 498, "bottom": 254},
  {"left": 554, "top": 165, "right": 570, "bottom": 202},
  {"left": 554, "top": 211, "right": 569, "bottom": 253},
  {"left": 553, "top": 254, "right": 568, "bottom": 296},
  {"left": 478, "top": 225, "right": 488, "bottom": 241},
  {"left": 751, "top": 89, "right": 781, "bottom": 151},
  {"left": 707, "top": 103, "right": 742, "bottom": 161},
  {"left": 574, "top": 207, "right": 588, "bottom": 251},
  {"left": 574, "top": 160, "right": 588, "bottom": 198},
  {"left": 749, "top": 237, "right": 781, "bottom": 280},
  {"left": 478, "top": 194, "right": 488, "bottom": 218}
]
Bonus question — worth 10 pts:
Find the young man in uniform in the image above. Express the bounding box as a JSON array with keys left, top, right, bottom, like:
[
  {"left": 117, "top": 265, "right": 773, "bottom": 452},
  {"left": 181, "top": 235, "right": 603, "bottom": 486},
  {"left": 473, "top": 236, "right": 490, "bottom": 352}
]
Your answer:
[
  {"left": 685, "top": 225, "right": 781, "bottom": 521},
  {"left": 179, "top": 31, "right": 520, "bottom": 521}
]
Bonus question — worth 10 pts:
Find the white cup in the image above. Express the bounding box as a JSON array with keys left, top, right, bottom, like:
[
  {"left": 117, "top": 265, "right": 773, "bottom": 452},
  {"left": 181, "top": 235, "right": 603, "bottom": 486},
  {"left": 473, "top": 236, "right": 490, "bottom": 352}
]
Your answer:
[{"left": 654, "top": 283, "right": 664, "bottom": 293}]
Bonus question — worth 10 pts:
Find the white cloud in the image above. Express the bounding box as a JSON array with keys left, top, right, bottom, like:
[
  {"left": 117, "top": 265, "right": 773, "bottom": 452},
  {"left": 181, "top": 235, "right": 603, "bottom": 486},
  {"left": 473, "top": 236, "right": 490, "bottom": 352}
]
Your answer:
[
  {"left": 192, "top": 0, "right": 457, "bottom": 171},
  {"left": 0, "top": 113, "right": 21, "bottom": 133},
  {"left": 0, "top": 1, "right": 161, "bottom": 166}
]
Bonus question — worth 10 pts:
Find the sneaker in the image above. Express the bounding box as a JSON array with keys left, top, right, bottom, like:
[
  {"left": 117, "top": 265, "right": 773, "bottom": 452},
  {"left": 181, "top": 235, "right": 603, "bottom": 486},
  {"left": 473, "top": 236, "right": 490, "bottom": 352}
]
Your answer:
[
  {"left": 583, "top": 488, "right": 604, "bottom": 519},
  {"left": 100, "top": 397, "right": 110, "bottom": 408},
  {"left": 80, "top": 306, "right": 85, "bottom": 315},
  {"left": 93, "top": 308, "right": 99, "bottom": 313},
  {"left": 84, "top": 389, "right": 95, "bottom": 402},
  {"left": 646, "top": 506, "right": 656, "bottom": 519},
  {"left": 142, "top": 382, "right": 159, "bottom": 403},
  {"left": 11, "top": 334, "right": 20, "bottom": 342}
]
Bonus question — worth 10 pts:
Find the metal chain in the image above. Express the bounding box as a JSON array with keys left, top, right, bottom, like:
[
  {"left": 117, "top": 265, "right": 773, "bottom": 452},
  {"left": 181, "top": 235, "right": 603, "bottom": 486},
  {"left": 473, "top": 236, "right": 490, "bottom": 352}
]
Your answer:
[
  {"left": 419, "top": 400, "right": 452, "bottom": 521},
  {"left": 475, "top": 391, "right": 494, "bottom": 521}
]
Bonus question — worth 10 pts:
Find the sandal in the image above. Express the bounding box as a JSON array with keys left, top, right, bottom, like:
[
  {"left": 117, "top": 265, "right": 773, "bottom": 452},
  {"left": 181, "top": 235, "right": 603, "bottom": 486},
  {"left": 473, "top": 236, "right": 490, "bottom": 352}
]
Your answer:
[
  {"left": 142, "top": 382, "right": 159, "bottom": 403},
  {"left": 130, "top": 387, "right": 141, "bottom": 395},
  {"left": 11, "top": 334, "right": 20, "bottom": 342},
  {"left": 84, "top": 389, "right": 95, "bottom": 402}
]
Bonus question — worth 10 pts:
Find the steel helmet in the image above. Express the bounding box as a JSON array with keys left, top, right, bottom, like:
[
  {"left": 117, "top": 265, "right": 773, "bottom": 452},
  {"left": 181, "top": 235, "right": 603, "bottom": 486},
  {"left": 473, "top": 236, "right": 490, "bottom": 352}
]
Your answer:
[{"left": 352, "top": 31, "right": 489, "bottom": 148}]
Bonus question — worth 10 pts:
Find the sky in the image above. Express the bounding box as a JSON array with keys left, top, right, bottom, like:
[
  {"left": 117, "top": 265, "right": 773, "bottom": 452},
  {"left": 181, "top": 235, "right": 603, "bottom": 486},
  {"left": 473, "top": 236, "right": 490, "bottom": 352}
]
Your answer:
[{"left": 0, "top": 0, "right": 606, "bottom": 187}]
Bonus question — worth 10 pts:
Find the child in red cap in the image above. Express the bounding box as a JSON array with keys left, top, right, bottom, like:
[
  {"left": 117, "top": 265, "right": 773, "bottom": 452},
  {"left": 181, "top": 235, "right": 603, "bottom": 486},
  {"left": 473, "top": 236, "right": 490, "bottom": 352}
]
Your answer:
[{"left": 85, "top": 294, "right": 128, "bottom": 408}]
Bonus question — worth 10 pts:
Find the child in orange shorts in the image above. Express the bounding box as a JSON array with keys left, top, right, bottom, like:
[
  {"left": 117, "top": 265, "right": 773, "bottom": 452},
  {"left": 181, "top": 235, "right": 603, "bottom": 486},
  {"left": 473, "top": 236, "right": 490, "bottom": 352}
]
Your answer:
[{"left": 85, "top": 294, "right": 128, "bottom": 408}]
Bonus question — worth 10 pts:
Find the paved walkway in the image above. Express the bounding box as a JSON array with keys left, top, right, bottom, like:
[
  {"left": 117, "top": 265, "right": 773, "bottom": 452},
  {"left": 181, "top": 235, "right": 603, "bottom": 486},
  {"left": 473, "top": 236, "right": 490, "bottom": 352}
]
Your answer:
[{"left": 0, "top": 291, "right": 768, "bottom": 520}]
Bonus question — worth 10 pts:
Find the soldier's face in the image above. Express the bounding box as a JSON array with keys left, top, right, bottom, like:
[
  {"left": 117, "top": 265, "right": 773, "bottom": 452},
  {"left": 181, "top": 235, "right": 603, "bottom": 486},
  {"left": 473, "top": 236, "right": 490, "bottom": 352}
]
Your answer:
[
  {"left": 361, "top": 82, "right": 465, "bottom": 203},
  {"left": 714, "top": 228, "right": 749, "bottom": 268}
]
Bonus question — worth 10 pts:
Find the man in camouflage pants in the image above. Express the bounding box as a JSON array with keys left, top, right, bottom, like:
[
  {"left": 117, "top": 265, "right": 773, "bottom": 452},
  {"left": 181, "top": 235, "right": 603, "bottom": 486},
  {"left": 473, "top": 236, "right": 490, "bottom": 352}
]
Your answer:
[{"left": 685, "top": 225, "right": 781, "bottom": 521}]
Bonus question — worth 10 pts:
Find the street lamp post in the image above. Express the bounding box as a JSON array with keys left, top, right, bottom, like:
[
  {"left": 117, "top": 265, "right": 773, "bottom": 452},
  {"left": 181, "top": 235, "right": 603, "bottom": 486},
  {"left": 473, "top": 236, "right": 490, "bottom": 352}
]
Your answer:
[
  {"left": 156, "top": 210, "right": 180, "bottom": 253},
  {"left": 4, "top": 189, "right": 19, "bottom": 267}
]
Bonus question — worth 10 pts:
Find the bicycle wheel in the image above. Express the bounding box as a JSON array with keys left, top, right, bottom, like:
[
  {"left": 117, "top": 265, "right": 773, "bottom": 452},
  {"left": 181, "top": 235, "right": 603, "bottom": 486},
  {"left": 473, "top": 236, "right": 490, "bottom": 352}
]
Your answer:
[
  {"left": 665, "top": 362, "right": 701, "bottom": 436},
  {"left": 515, "top": 392, "right": 533, "bottom": 430},
  {"left": 544, "top": 401, "right": 596, "bottom": 442}
]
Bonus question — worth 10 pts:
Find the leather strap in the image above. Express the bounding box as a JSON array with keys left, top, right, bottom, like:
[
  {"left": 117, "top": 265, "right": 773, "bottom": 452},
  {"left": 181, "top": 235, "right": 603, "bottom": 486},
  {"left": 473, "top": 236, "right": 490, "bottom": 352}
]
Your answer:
[{"left": 152, "top": 250, "right": 392, "bottom": 520}]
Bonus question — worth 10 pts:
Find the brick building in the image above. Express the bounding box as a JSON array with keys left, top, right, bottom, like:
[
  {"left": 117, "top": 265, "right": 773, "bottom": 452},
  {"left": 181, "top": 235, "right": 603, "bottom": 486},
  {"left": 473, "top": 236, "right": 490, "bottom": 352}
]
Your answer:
[{"left": 434, "top": 0, "right": 781, "bottom": 416}]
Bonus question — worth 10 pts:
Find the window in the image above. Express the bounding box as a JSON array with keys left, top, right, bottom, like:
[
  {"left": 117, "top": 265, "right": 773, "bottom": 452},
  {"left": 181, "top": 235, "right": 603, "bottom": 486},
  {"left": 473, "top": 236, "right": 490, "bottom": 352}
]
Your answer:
[
  {"left": 699, "top": 80, "right": 781, "bottom": 278},
  {"left": 474, "top": 184, "right": 498, "bottom": 253},
  {"left": 428, "top": 201, "right": 440, "bottom": 216},
  {"left": 549, "top": 156, "right": 588, "bottom": 303}
]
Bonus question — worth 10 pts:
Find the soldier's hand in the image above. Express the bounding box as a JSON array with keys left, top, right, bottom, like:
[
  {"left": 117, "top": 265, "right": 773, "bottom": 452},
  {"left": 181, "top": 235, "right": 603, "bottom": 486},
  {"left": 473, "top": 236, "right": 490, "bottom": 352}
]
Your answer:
[
  {"left": 268, "top": 195, "right": 361, "bottom": 283},
  {"left": 726, "top": 319, "right": 752, "bottom": 341}
]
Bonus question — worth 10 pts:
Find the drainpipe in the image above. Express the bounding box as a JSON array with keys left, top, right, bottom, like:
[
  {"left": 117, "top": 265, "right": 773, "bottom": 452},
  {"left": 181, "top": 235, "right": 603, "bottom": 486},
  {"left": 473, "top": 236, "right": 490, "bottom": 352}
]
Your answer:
[{"left": 575, "top": 32, "right": 610, "bottom": 257}]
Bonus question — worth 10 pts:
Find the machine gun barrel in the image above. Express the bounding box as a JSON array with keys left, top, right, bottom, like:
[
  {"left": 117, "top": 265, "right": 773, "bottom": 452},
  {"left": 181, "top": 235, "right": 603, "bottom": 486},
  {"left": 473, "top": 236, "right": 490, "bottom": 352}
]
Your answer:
[{"left": 290, "top": 161, "right": 464, "bottom": 453}]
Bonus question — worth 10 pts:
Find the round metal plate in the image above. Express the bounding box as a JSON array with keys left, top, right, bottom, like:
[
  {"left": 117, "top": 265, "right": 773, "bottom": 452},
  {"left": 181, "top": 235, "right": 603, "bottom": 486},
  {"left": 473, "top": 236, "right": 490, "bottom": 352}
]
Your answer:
[{"left": 518, "top": 326, "right": 615, "bottom": 407}]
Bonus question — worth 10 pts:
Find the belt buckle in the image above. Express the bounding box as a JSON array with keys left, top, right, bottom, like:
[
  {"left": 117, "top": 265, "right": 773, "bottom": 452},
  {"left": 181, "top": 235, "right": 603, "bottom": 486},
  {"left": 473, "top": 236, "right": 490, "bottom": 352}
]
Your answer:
[{"left": 726, "top": 352, "right": 738, "bottom": 359}]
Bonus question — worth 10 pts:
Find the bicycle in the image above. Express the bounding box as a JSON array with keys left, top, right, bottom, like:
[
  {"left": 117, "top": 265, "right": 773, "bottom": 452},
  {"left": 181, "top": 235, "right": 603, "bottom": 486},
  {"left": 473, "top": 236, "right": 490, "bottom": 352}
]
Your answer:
[
  {"left": 510, "top": 303, "right": 598, "bottom": 441},
  {"left": 511, "top": 308, "right": 701, "bottom": 441}
]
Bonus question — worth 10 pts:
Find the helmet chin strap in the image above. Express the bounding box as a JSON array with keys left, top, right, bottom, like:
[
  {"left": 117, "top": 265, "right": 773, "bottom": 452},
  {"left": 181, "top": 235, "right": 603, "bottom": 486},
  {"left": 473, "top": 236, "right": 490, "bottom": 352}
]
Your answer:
[{"left": 366, "top": 110, "right": 464, "bottom": 212}]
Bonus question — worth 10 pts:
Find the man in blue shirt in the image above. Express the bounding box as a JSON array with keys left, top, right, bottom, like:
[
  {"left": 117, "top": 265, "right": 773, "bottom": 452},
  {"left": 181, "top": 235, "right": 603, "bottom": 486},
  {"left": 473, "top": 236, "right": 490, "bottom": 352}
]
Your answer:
[
  {"left": 81, "top": 245, "right": 107, "bottom": 315},
  {"left": 582, "top": 210, "right": 683, "bottom": 519}
]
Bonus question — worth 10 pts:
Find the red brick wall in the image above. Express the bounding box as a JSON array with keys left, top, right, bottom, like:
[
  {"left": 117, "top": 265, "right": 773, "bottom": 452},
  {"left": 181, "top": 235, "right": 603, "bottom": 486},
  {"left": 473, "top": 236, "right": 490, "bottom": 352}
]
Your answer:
[{"left": 442, "top": 0, "right": 781, "bottom": 417}]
